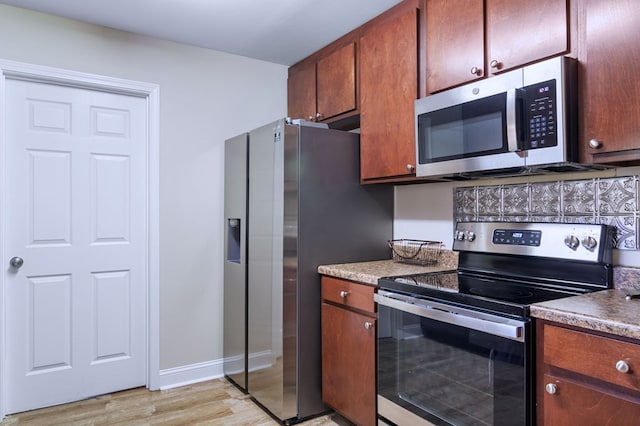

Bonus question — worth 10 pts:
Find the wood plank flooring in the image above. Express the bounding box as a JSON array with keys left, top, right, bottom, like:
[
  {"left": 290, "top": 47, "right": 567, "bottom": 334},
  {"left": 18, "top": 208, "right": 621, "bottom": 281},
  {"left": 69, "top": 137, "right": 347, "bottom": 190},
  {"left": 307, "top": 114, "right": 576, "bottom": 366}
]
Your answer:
[{"left": 0, "top": 378, "right": 350, "bottom": 425}]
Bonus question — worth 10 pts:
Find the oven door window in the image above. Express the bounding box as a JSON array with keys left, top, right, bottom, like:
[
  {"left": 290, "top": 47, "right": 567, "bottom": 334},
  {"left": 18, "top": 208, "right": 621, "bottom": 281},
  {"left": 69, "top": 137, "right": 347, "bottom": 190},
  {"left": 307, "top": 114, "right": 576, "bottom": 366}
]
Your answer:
[
  {"left": 378, "top": 303, "right": 528, "bottom": 426},
  {"left": 417, "top": 93, "right": 507, "bottom": 164}
]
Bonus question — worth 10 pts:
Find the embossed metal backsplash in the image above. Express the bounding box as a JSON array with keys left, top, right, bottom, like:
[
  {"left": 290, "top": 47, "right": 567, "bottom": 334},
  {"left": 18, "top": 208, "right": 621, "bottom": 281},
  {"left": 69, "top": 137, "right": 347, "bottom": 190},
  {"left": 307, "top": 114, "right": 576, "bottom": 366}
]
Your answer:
[{"left": 453, "top": 175, "right": 639, "bottom": 249}]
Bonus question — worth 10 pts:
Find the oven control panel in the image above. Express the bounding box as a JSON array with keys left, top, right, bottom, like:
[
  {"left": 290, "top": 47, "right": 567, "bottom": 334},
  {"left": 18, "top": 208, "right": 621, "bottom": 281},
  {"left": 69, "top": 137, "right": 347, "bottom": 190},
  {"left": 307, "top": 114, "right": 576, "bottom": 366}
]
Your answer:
[
  {"left": 492, "top": 229, "right": 542, "bottom": 246},
  {"left": 453, "top": 222, "right": 613, "bottom": 263}
]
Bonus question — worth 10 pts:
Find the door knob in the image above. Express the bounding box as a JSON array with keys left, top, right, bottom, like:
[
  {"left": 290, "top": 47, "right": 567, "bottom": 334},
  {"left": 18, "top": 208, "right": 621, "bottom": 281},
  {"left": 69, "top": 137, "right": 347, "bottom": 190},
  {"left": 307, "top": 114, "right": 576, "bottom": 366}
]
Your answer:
[{"left": 9, "top": 256, "right": 24, "bottom": 269}]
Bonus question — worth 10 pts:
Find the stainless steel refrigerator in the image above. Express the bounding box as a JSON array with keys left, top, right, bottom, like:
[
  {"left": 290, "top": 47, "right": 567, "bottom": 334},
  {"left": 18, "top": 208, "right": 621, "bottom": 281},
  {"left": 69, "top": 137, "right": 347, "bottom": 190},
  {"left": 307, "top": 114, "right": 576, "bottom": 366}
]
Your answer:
[{"left": 223, "top": 118, "right": 393, "bottom": 423}]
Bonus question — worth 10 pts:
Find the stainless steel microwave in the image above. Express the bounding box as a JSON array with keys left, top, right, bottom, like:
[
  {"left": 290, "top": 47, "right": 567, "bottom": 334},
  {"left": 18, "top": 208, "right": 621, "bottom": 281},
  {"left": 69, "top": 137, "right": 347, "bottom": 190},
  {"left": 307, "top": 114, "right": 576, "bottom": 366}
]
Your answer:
[{"left": 415, "top": 57, "right": 580, "bottom": 179}]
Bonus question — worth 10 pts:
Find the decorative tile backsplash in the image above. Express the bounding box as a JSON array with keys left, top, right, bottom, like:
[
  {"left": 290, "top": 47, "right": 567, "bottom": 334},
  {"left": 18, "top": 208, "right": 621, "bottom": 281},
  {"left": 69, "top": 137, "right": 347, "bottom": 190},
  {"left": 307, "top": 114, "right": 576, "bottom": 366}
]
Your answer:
[{"left": 453, "top": 175, "right": 639, "bottom": 249}]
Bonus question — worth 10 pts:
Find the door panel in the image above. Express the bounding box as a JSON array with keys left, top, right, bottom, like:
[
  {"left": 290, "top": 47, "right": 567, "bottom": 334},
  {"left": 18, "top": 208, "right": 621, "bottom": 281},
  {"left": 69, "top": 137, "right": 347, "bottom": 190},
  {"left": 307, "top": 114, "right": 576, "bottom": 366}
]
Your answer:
[
  {"left": 29, "top": 274, "right": 72, "bottom": 371},
  {"left": 5, "top": 78, "right": 146, "bottom": 414}
]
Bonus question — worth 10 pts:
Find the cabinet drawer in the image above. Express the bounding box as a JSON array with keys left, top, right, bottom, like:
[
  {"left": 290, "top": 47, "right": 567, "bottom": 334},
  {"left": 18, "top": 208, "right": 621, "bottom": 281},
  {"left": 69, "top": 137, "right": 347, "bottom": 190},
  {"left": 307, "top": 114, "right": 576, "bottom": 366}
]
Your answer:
[
  {"left": 542, "top": 373, "right": 640, "bottom": 425},
  {"left": 543, "top": 324, "right": 640, "bottom": 392},
  {"left": 321, "top": 276, "right": 375, "bottom": 313}
]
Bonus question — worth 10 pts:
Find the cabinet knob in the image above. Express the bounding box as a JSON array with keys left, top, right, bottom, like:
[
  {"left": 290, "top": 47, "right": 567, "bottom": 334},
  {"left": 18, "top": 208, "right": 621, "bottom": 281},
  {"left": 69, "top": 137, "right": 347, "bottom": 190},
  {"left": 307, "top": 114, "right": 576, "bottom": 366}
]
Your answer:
[
  {"left": 616, "top": 360, "right": 630, "bottom": 373},
  {"left": 588, "top": 139, "right": 602, "bottom": 149},
  {"left": 545, "top": 383, "right": 558, "bottom": 395},
  {"left": 470, "top": 66, "right": 482, "bottom": 76},
  {"left": 339, "top": 290, "right": 349, "bottom": 298},
  {"left": 489, "top": 59, "right": 501, "bottom": 70},
  {"left": 406, "top": 164, "right": 415, "bottom": 172},
  {"left": 315, "top": 112, "right": 323, "bottom": 120},
  {"left": 364, "top": 322, "right": 373, "bottom": 330},
  {"left": 308, "top": 115, "right": 314, "bottom": 121}
]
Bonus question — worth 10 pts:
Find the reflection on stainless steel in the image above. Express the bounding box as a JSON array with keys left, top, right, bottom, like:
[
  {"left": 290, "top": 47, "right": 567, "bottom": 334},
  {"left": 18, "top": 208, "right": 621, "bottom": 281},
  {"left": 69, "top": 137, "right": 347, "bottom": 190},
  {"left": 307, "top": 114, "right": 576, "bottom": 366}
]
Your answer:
[
  {"left": 452, "top": 221, "right": 614, "bottom": 263},
  {"left": 394, "top": 271, "right": 458, "bottom": 292},
  {"left": 376, "top": 221, "right": 614, "bottom": 426},
  {"left": 224, "top": 119, "right": 393, "bottom": 423},
  {"left": 375, "top": 291, "right": 526, "bottom": 342},
  {"left": 223, "top": 132, "right": 248, "bottom": 391}
]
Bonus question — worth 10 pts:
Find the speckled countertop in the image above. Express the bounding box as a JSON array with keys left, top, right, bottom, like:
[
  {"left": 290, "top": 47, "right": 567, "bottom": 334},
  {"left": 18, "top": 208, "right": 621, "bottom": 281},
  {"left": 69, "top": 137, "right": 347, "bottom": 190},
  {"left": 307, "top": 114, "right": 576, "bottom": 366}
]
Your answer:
[
  {"left": 530, "top": 289, "right": 640, "bottom": 340},
  {"left": 317, "top": 250, "right": 459, "bottom": 285},
  {"left": 530, "top": 265, "right": 640, "bottom": 339},
  {"left": 320, "top": 254, "right": 640, "bottom": 340}
]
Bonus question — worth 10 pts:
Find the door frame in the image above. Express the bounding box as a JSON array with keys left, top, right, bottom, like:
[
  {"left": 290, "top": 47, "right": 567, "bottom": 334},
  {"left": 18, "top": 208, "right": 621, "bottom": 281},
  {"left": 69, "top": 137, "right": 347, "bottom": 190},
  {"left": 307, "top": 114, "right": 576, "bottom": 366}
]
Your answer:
[{"left": 0, "top": 59, "right": 160, "bottom": 419}]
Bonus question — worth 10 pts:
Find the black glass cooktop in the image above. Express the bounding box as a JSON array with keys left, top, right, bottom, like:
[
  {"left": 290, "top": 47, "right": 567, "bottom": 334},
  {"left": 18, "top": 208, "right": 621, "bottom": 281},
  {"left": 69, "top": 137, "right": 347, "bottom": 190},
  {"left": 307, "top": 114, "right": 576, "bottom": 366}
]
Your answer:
[{"left": 378, "top": 270, "right": 588, "bottom": 318}]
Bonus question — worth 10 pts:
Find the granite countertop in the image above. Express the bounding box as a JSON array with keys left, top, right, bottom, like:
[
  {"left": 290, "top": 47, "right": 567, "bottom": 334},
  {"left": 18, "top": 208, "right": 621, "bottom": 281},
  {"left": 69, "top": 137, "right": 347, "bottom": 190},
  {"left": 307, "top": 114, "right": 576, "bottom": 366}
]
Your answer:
[
  {"left": 530, "top": 266, "right": 640, "bottom": 339},
  {"left": 318, "top": 250, "right": 458, "bottom": 285},
  {"left": 531, "top": 289, "right": 640, "bottom": 340},
  {"left": 320, "top": 253, "right": 640, "bottom": 340}
]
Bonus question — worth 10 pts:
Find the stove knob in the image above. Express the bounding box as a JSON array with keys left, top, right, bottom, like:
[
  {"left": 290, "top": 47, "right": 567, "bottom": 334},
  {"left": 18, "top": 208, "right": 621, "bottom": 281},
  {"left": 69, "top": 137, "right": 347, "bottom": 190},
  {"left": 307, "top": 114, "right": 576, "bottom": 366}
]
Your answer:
[
  {"left": 456, "top": 231, "right": 466, "bottom": 241},
  {"left": 582, "top": 236, "right": 598, "bottom": 252},
  {"left": 466, "top": 231, "right": 476, "bottom": 242},
  {"left": 564, "top": 235, "right": 580, "bottom": 250}
]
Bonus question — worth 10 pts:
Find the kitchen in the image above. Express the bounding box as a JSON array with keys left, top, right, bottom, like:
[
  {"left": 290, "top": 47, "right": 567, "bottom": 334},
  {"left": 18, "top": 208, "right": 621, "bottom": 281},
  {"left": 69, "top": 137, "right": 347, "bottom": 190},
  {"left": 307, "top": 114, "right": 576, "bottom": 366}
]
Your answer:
[{"left": 0, "top": 0, "right": 639, "bottom": 425}]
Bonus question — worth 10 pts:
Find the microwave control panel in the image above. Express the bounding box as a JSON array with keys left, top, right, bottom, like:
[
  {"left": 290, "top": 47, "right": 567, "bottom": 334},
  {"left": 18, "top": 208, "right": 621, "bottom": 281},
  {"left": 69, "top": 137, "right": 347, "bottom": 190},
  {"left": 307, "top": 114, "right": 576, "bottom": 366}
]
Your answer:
[{"left": 520, "top": 79, "right": 557, "bottom": 150}]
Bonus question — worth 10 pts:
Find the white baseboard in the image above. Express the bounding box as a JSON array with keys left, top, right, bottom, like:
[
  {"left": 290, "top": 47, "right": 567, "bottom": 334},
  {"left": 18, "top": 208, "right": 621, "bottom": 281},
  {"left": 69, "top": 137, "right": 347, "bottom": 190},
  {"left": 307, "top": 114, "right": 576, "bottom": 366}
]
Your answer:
[
  {"left": 158, "top": 359, "right": 224, "bottom": 390},
  {"left": 157, "top": 350, "right": 274, "bottom": 390}
]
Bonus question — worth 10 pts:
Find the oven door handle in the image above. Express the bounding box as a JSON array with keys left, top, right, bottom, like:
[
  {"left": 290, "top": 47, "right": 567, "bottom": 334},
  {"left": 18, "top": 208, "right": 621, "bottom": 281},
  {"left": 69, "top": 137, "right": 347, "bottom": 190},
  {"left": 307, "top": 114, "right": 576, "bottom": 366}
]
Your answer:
[{"left": 375, "top": 290, "right": 526, "bottom": 342}]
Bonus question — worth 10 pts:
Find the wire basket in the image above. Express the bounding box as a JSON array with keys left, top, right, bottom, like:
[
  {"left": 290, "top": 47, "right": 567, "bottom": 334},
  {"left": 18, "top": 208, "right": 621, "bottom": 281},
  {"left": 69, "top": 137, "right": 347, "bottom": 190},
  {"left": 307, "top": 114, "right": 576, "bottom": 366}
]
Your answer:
[{"left": 388, "top": 239, "right": 443, "bottom": 266}]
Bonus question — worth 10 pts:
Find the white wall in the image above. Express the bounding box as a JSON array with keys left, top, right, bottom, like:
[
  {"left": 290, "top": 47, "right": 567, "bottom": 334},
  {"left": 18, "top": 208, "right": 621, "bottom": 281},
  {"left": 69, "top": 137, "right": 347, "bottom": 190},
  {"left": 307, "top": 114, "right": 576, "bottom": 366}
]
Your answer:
[{"left": 0, "top": 5, "right": 287, "bottom": 370}]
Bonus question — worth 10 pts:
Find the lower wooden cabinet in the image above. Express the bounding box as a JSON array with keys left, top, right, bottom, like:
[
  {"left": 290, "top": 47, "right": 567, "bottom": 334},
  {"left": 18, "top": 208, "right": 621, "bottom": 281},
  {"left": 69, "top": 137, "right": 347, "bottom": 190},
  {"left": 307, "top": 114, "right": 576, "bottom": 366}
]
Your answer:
[
  {"left": 321, "top": 276, "right": 376, "bottom": 426},
  {"left": 536, "top": 320, "right": 640, "bottom": 425},
  {"left": 542, "top": 373, "right": 640, "bottom": 425}
]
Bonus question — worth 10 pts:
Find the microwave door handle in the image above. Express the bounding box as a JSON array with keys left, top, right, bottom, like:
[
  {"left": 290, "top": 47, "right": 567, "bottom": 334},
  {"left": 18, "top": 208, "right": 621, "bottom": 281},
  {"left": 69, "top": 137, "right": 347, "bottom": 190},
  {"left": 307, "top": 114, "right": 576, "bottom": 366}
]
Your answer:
[{"left": 506, "top": 88, "right": 519, "bottom": 152}]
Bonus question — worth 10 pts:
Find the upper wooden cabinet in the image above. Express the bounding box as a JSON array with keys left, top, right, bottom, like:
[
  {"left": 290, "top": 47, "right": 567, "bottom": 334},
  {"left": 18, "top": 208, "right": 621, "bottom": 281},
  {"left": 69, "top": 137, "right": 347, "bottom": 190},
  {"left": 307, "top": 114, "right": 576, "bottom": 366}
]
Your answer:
[
  {"left": 426, "top": 0, "right": 569, "bottom": 93},
  {"left": 287, "top": 62, "right": 316, "bottom": 122},
  {"left": 578, "top": 0, "right": 640, "bottom": 165},
  {"left": 287, "top": 42, "right": 357, "bottom": 124},
  {"left": 360, "top": 3, "right": 419, "bottom": 182},
  {"left": 316, "top": 43, "right": 357, "bottom": 121},
  {"left": 426, "top": 0, "right": 485, "bottom": 92}
]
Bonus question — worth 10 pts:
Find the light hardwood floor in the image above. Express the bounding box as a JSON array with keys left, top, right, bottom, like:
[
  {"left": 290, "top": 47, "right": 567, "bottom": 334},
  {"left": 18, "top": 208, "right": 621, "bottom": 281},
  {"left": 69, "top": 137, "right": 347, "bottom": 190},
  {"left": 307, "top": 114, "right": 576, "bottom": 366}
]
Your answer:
[{"left": 0, "top": 378, "right": 350, "bottom": 425}]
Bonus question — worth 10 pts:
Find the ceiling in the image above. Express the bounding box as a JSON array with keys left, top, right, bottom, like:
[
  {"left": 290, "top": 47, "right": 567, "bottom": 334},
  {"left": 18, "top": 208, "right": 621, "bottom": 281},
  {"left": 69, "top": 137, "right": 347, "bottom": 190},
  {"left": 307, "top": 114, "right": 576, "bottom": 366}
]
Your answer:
[{"left": 0, "top": 0, "right": 403, "bottom": 66}]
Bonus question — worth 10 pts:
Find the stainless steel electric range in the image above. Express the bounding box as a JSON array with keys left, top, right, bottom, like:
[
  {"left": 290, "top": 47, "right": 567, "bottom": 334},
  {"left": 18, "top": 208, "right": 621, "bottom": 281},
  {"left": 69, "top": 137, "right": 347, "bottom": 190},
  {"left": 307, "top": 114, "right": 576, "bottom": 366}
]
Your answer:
[{"left": 376, "top": 221, "right": 615, "bottom": 426}]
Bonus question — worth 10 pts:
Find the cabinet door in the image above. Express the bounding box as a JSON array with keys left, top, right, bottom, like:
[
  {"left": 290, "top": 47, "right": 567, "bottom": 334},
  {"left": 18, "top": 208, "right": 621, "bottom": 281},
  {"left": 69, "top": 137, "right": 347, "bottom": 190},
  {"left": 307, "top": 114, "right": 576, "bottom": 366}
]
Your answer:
[
  {"left": 486, "top": 0, "right": 568, "bottom": 73},
  {"left": 287, "top": 62, "right": 316, "bottom": 121},
  {"left": 426, "top": 0, "right": 485, "bottom": 93},
  {"left": 579, "top": 0, "right": 640, "bottom": 163},
  {"left": 316, "top": 43, "right": 357, "bottom": 121},
  {"left": 360, "top": 6, "right": 418, "bottom": 182},
  {"left": 543, "top": 323, "right": 640, "bottom": 393},
  {"left": 321, "top": 302, "right": 376, "bottom": 426},
  {"left": 542, "top": 374, "right": 640, "bottom": 425}
]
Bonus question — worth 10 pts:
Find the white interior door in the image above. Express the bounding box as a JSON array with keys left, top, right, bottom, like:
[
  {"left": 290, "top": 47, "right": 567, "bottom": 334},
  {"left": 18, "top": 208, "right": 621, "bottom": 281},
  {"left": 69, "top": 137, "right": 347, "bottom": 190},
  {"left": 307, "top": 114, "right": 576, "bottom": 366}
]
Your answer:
[{"left": 4, "top": 78, "right": 147, "bottom": 413}]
